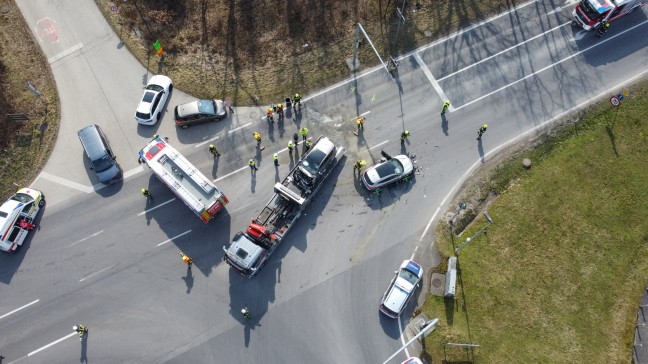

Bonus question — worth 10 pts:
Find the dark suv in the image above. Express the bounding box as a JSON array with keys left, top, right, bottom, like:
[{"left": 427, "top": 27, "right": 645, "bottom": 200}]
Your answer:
[
  {"left": 77, "top": 124, "right": 122, "bottom": 184},
  {"left": 174, "top": 99, "right": 227, "bottom": 128},
  {"left": 293, "top": 136, "right": 337, "bottom": 191}
]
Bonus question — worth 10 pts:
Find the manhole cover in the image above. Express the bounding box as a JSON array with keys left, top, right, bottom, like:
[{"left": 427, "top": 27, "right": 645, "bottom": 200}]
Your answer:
[{"left": 432, "top": 277, "right": 442, "bottom": 288}]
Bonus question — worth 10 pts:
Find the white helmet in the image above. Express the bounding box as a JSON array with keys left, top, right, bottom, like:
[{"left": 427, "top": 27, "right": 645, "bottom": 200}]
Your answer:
[{"left": 73, "top": 325, "right": 78, "bottom": 331}]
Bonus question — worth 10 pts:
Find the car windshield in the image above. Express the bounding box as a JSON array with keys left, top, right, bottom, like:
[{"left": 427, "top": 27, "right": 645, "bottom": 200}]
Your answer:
[
  {"left": 146, "top": 84, "right": 163, "bottom": 92},
  {"left": 91, "top": 155, "right": 114, "bottom": 172},
  {"left": 375, "top": 159, "right": 403, "bottom": 178},
  {"left": 136, "top": 111, "right": 151, "bottom": 120},
  {"left": 300, "top": 149, "right": 327, "bottom": 175},
  {"left": 142, "top": 91, "right": 157, "bottom": 103},
  {"left": 398, "top": 268, "right": 420, "bottom": 286},
  {"left": 10, "top": 193, "right": 34, "bottom": 204},
  {"left": 580, "top": 0, "right": 601, "bottom": 19},
  {"left": 197, "top": 100, "right": 216, "bottom": 115}
]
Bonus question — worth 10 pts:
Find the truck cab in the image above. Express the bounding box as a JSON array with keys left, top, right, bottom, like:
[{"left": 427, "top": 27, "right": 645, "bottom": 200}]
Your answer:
[{"left": 223, "top": 232, "right": 268, "bottom": 277}]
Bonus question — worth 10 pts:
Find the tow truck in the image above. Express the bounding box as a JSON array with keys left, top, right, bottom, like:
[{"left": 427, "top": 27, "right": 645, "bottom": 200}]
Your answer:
[
  {"left": 223, "top": 136, "right": 344, "bottom": 278},
  {"left": 572, "top": 0, "right": 648, "bottom": 31},
  {"left": 139, "top": 136, "right": 228, "bottom": 223}
]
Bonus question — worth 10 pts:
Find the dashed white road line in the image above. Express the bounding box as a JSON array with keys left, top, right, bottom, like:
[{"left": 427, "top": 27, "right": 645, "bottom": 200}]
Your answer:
[
  {"left": 0, "top": 299, "right": 40, "bottom": 320},
  {"left": 137, "top": 198, "right": 176, "bottom": 216},
  {"left": 228, "top": 122, "right": 252, "bottom": 134},
  {"left": 195, "top": 135, "right": 220, "bottom": 148},
  {"left": 123, "top": 165, "right": 144, "bottom": 179},
  {"left": 156, "top": 230, "right": 192, "bottom": 247},
  {"left": 47, "top": 42, "right": 83, "bottom": 63},
  {"left": 368, "top": 140, "right": 389, "bottom": 151},
  {"left": 27, "top": 332, "right": 76, "bottom": 357},
  {"left": 66, "top": 230, "right": 103, "bottom": 248},
  {"left": 79, "top": 264, "right": 116, "bottom": 282}
]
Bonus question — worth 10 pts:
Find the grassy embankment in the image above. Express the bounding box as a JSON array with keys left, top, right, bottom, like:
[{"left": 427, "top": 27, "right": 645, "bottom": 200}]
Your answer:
[{"left": 421, "top": 83, "right": 648, "bottom": 363}]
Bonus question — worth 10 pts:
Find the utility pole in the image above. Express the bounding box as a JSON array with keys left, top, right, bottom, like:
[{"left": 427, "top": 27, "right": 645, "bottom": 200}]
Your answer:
[
  {"left": 455, "top": 212, "right": 494, "bottom": 255},
  {"left": 382, "top": 318, "right": 439, "bottom": 364},
  {"left": 355, "top": 23, "right": 389, "bottom": 74},
  {"left": 394, "top": 0, "right": 407, "bottom": 43}
]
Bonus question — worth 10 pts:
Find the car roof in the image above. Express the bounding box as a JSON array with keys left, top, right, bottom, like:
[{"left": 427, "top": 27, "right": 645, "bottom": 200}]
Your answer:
[
  {"left": 77, "top": 124, "right": 107, "bottom": 160},
  {"left": 176, "top": 100, "right": 215, "bottom": 118}
]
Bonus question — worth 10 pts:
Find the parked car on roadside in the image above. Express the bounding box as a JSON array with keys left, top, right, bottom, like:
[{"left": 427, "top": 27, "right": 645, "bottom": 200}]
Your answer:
[
  {"left": 174, "top": 99, "right": 227, "bottom": 128},
  {"left": 135, "top": 75, "right": 173, "bottom": 125},
  {"left": 379, "top": 260, "right": 423, "bottom": 318}
]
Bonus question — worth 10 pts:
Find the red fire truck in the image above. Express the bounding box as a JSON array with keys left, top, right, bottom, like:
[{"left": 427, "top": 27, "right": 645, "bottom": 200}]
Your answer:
[{"left": 572, "top": 0, "right": 648, "bottom": 31}]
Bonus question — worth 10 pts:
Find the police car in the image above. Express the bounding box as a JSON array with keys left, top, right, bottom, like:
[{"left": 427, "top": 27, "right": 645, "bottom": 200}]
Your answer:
[
  {"left": 0, "top": 188, "right": 45, "bottom": 252},
  {"left": 379, "top": 260, "right": 423, "bottom": 318}
]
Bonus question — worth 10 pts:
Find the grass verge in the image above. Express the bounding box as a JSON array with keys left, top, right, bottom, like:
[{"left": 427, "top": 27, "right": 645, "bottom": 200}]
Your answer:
[
  {"left": 0, "top": 2, "right": 59, "bottom": 199},
  {"left": 421, "top": 81, "right": 648, "bottom": 363}
]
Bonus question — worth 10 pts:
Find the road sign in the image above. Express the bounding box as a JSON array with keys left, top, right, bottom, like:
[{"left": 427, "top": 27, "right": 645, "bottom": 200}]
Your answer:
[
  {"left": 36, "top": 17, "right": 59, "bottom": 43},
  {"left": 610, "top": 96, "right": 620, "bottom": 107}
]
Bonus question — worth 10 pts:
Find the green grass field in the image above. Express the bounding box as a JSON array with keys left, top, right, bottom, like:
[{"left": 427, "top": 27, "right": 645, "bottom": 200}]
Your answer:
[{"left": 422, "top": 82, "right": 648, "bottom": 363}]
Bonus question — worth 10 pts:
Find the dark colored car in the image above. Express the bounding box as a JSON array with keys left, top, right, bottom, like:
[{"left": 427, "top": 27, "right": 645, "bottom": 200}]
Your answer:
[
  {"left": 77, "top": 124, "right": 122, "bottom": 184},
  {"left": 174, "top": 99, "right": 227, "bottom": 128},
  {"left": 293, "top": 136, "right": 337, "bottom": 191}
]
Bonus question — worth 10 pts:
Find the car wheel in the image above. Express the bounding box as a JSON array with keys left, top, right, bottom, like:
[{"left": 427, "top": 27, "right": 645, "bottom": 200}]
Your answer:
[
  {"left": 38, "top": 199, "right": 45, "bottom": 207},
  {"left": 156, "top": 113, "right": 161, "bottom": 122},
  {"left": 181, "top": 124, "right": 189, "bottom": 129}
]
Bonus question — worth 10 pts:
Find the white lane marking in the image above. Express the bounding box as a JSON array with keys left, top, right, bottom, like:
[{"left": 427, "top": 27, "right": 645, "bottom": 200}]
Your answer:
[
  {"left": 418, "top": 66, "right": 648, "bottom": 244},
  {"left": 214, "top": 166, "right": 248, "bottom": 182},
  {"left": 38, "top": 172, "right": 94, "bottom": 193},
  {"left": 66, "top": 230, "right": 103, "bottom": 248},
  {"left": 0, "top": 299, "right": 40, "bottom": 320},
  {"left": 410, "top": 246, "right": 418, "bottom": 261},
  {"left": 368, "top": 140, "right": 389, "bottom": 151},
  {"left": 302, "top": 0, "right": 539, "bottom": 103},
  {"left": 156, "top": 230, "right": 192, "bottom": 247},
  {"left": 47, "top": 42, "right": 83, "bottom": 63},
  {"left": 137, "top": 198, "right": 176, "bottom": 216},
  {"left": 413, "top": 53, "right": 452, "bottom": 110},
  {"left": 437, "top": 21, "right": 572, "bottom": 81},
  {"left": 228, "top": 122, "right": 252, "bottom": 133},
  {"left": 79, "top": 264, "right": 117, "bottom": 282},
  {"left": 456, "top": 18, "right": 648, "bottom": 111},
  {"left": 195, "top": 135, "right": 220, "bottom": 148},
  {"left": 399, "top": 315, "right": 410, "bottom": 358},
  {"left": 123, "top": 165, "right": 144, "bottom": 179},
  {"left": 27, "top": 332, "right": 76, "bottom": 357}
]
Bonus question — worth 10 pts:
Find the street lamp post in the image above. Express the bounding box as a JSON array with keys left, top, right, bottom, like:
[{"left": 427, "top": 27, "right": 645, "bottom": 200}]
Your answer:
[{"left": 455, "top": 212, "right": 494, "bottom": 255}]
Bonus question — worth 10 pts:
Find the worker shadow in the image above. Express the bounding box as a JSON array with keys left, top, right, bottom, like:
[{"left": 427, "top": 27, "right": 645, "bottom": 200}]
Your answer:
[
  {"left": 477, "top": 139, "right": 485, "bottom": 163},
  {"left": 288, "top": 151, "right": 295, "bottom": 170},
  {"left": 400, "top": 140, "right": 410, "bottom": 155},
  {"left": 211, "top": 157, "right": 219, "bottom": 178},
  {"left": 356, "top": 129, "right": 366, "bottom": 149},
  {"left": 277, "top": 118, "right": 285, "bottom": 138},
  {"left": 250, "top": 171, "right": 256, "bottom": 193},
  {"left": 267, "top": 121, "right": 275, "bottom": 143},
  {"left": 182, "top": 266, "right": 194, "bottom": 293},
  {"left": 293, "top": 108, "right": 303, "bottom": 128},
  {"left": 274, "top": 166, "right": 280, "bottom": 183},
  {"left": 441, "top": 114, "right": 449, "bottom": 136},
  {"left": 80, "top": 335, "right": 88, "bottom": 363}
]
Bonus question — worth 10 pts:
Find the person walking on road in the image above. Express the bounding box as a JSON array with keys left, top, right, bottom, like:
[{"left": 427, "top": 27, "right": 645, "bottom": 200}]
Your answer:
[
  {"left": 178, "top": 251, "right": 193, "bottom": 268},
  {"left": 441, "top": 100, "right": 451, "bottom": 114},
  {"left": 353, "top": 160, "right": 366, "bottom": 175},
  {"left": 276, "top": 103, "right": 284, "bottom": 119},
  {"left": 253, "top": 131, "right": 262, "bottom": 146},
  {"left": 288, "top": 140, "right": 295, "bottom": 153},
  {"left": 209, "top": 144, "right": 221, "bottom": 157},
  {"left": 293, "top": 93, "right": 301, "bottom": 108},
  {"left": 73, "top": 325, "right": 88, "bottom": 341},
  {"left": 356, "top": 117, "right": 365, "bottom": 131},
  {"left": 299, "top": 127, "right": 309, "bottom": 141},
  {"left": 477, "top": 124, "right": 488, "bottom": 140},
  {"left": 273, "top": 153, "right": 279, "bottom": 166},
  {"left": 400, "top": 130, "right": 410, "bottom": 143},
  {"left": 266, "top": 107, "right": 274, "bottom": 123},
  {"left": 141, "top": 188, "right": 153, "bottom": 200},
  {"left": 248, "top": 159, "right": 258, "bottom": 172}
]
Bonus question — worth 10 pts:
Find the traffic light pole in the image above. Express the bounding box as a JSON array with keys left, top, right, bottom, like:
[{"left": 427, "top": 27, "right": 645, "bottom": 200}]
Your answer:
[{"left": 381, "top": 318, "right": 439, "bottom": 364}]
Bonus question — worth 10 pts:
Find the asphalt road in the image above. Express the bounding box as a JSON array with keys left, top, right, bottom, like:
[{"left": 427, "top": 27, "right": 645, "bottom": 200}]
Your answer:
[{"left": 1, "top": 0, "right": 647, "bottom": 363}]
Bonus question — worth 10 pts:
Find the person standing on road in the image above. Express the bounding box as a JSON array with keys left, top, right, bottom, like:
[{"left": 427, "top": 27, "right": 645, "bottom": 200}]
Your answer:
[
  {"left": 299, "top": 127, "right": 309, "bottom": 141},
  {"left": 596, "top": 22, "right": 610, "bottom": 38},
  {"left": 141, "top": 188, "right": 153, "bottom": 200},
  {"left": 288, "top": 140, "right": 294, "bottom": 153},
  {"left": 477, "top": 124, "right": 488, "bottom": 140},
  {"left": 273, "top": 153, "right": 279, "bottom": 166},
  {"left": 293, "top": 132, "right": 299, "bottom": 145},
  {"left": 400, "top": 130, "right": 410, "bottom": 143},
  {"left": 441, "top": 100, "right": 451, "bottom": 114},
  {"left": 353, "top": 160, "right": 366, "bottom": 175},
  {"left": 356, "top": 117, "right": 365, "bottom": 131},
  {"left": 178, "top": 251, "right": 193, "bottom": 268},
  {"left": 276, "top": 103, "right": 284, "bottom": 119},
  {"left": 209, "top": 144, "right": 221, "bottom": 157},
  {"left": 248, "top": 159, "right": 258, "bottom": 172},
  {"left": 293, "top": 93, "right": 301, "bottom": 108},
  {"left": 266, "top": 107, "right": 274, "bottom": 122},
  {"left": 253, "top": 131, "right": 262, "bottom": 146},
  {"left": 304, "top": 140, "right": 313, "bottom": 152},
  {"left": 73, "top": 325, "right": 88, "bottom": 341},
  {"left": 241, "top": 306, "right": 252, "bottom": 319}
]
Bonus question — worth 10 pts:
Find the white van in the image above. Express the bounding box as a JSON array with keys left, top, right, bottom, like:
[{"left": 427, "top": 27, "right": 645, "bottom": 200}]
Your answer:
[{"left": 0, "top": 188, "right": 45, "bottom": 252}]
